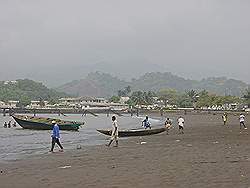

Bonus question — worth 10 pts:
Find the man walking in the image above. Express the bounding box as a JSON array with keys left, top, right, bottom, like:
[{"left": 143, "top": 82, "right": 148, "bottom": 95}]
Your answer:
[
  {"left": 178, "top": 116, "right": 185, "bottom": 134},
  {"left": 239, "top": 113, "right": 247, "bottom": 130},
  {"left": 50, "top": 120, "right": 64, "bottom": 152},
  {"left": 222, "top": 113, "right": 228, "bottom": 126},
  {"left": 165, "top": 117, "right": 172, "bottom": 135},
  {"left": 106, "top": 116, "right": 119, "bottom": 147}
]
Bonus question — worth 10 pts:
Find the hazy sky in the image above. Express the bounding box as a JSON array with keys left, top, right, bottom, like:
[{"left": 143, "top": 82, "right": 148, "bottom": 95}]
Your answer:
[{"left": 0, "top": 0, "right": 249, "bottom": 86}]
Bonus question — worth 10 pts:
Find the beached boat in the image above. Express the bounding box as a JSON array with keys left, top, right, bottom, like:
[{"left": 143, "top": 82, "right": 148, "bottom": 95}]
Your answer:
[
  {"left": 12, "top": 115, "right": 83, "bottom": 131},
  {"left": 97, "top": 127, "right": 166, "bottom": 137}
]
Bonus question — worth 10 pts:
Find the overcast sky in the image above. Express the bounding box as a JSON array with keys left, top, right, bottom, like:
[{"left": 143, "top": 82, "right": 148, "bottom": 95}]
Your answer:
[{"left": 0, "top": 0, "right": 249, "bottom": 86}]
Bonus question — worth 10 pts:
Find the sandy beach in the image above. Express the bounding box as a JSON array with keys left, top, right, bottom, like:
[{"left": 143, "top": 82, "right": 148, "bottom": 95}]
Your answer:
[{"left": 0, "top": 113, "right": 250, "bottom": 188}]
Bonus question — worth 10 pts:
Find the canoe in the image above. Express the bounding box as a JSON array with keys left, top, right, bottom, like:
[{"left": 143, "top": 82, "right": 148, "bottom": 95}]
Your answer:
[
  {"left": 12, "top": 115, "right": 83, "bottom": 131},
  {"left": 97, "top": 127, "right": 166, "bottom": 137}
]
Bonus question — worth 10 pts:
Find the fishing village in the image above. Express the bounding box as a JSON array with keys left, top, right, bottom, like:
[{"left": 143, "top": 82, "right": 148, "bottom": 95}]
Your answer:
[
  {"left": 1, "top": 87, "right": 250, "bottom": 187},
  {"left": 1, "top": 1, "right": 250, "bottom": 187}
]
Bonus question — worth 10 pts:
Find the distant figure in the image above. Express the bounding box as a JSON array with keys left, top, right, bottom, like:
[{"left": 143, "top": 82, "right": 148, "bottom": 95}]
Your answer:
[
  {"left": 165, "top": 118, "right": 172, "bottom": 135},
  {"left": 222, "top": 113, "right": 228, "bottom": 126},
  {"left": 239, "top": 113, "right": 247, "bottom": 130},
  {"left": 142, "top": 116, "right": 151, "bottom": 129},
  {"left": 178, "top": 116, "right": 185, "bottom": 134},
  {"left": 106, "top": 116, "right": 119, "bottom": 147},
  {"left": 3, "top": 122, "right": 7, "bottom": 128},
  {"left": 7, "top": 121, "right": 11, "bottom": 128},
  {"left": 13, "top": 122, "right": 17, "bottom": 127},
  {"left": 49, "top": 120, "right": 64, "bottom": 153}
]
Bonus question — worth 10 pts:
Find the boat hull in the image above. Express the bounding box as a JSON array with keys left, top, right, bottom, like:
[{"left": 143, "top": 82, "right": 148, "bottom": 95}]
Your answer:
[
  {"left": 97, "top": 127, "right": 166, "bottom": 137},
  {"left": 12, "top": 116, "right": 81, "bottom": 131}
]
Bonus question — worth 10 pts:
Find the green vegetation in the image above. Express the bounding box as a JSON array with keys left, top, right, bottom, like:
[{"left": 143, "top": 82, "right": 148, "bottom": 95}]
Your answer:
[
  {"left": 0, "top": 79, "right": 69, "bottom": 106},
  {"left": 111, "top": 86, "right": 243, "bottom": 109},
  {"left": 127, "top": 91, "right": 156, "bottom": 106},
  {"left": 243, "top": 89, "right": 250, "bottom": 107},
  {"left": 109, "top": 96, "right": 121, "bottom": 103}
]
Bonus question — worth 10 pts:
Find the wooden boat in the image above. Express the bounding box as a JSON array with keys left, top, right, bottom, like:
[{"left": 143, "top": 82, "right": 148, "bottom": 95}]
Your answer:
[
  {"left": 97, "top": 127, "right": 166, "bottom": 137},
  {"left": 12, "top": 115, "right": 83, "bottom": 131}
]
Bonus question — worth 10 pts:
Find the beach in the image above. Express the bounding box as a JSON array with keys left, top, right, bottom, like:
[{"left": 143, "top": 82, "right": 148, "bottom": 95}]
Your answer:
[{"left": 0, "top": 113, "right": 250, "bottom": 188}]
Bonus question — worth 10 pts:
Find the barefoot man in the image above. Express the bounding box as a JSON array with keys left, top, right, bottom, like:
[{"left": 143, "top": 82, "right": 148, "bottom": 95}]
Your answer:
[
  {"left": 165, "top": 117, "right": 172, "bottom": 135},
  {"left": 106, "top": 116, "right": 119, "bottom": 147},
  {"left": 222, "top": 113, "right": 228, "bottom": 126},
  {"left": 178, "top": 116, "right": 185, "bottom": 134},
  {"left": 239, "top": 113, "right": 247, "bottom": 130}
]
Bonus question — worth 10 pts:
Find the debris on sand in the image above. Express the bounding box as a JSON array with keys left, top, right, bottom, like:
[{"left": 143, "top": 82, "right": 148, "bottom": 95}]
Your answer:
[{"left": 58, "top": 166, "right": 71, "bottom": 169}]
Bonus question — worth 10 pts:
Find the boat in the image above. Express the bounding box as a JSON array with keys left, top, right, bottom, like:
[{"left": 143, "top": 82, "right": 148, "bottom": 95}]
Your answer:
[
  {"left": 97, "top": 127, "right": 166, "bottom": 137},
  {"left": 12, "top": 115, "right": 83, "bottom": 131}
]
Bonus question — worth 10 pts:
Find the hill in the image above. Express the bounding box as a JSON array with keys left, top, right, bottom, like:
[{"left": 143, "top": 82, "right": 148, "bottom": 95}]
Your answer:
[
  {"left": 56, "top": 72, "right": 129, "bottom": 97},
  {"left": 56, "top": 72, "right": 249, "bottom": 97},
  {"left": 0, "top": 79, "right": 69, "bottom": 105}
]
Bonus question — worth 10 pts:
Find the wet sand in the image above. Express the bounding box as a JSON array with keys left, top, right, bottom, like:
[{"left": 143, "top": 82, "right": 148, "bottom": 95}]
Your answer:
[{"left": 0, "top": 113, "right": 250, "bottom": 188}]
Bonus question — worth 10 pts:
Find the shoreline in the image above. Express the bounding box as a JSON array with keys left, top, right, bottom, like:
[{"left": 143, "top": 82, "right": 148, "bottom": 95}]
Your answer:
[{"left": 0, "top": 113, "right": 249, "bottom": 187}]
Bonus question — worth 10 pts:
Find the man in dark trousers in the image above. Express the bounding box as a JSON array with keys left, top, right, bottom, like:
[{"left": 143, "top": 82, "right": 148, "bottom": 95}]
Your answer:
[{"left": 49, "top": 120, "right": 64, "bottom": 152}]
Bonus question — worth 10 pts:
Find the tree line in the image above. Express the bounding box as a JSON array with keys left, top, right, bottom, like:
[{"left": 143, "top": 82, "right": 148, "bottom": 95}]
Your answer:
[{"left": 109, "top": 86, "right": 250, "bottom": 109}]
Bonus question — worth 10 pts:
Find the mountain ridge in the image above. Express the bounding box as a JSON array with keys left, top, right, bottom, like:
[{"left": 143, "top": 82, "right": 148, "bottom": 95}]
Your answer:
[{"left": 56, "top": 72, "right": 249, "bottom": 97}]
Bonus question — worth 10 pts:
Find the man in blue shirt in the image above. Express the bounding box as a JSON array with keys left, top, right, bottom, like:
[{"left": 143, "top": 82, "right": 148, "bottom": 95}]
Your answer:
[
  {"left": 142, "top": 116, "right": 151, "bottom": 129},
  {"left": 49, "top": 120, "right": 63, "bottom": 152}
]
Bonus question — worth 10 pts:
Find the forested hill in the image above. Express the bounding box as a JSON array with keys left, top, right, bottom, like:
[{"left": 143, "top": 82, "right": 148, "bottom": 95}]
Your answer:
[
  {"left": 56, "top": 72, "right": 129, "bottom": 97},
  {"left": 56, "top": 72, "right": 249, "bottom": 97},
  {"left": 0, "top": 79, "right": 68, "bottom": 105}
]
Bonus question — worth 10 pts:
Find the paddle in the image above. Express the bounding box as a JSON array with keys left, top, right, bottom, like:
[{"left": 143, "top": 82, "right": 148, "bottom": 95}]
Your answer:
[{"left": 83, "top": 109, "right": 98, "bottom": 117}]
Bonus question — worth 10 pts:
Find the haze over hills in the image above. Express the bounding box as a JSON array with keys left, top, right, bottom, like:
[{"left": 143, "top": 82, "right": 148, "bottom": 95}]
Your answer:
[{"left": 56, "top": 72, "right": 249, "bottom": 97}]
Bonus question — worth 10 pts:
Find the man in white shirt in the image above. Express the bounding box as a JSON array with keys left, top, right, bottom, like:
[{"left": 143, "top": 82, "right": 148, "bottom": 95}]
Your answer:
[
  {"left": 106, "top": 116, "right": 119, "bottom": 147},
  {"left": 239, "top": 113, "right": 247, "bottom": 130},
  {"left": 178, "top": 116, "right": 185, "bottom": 134}
]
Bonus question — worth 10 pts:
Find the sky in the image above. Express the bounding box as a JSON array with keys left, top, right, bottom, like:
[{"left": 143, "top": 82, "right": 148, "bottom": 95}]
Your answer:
[{"left": 0, "top": 0, "right": 249, "bottom": 87}]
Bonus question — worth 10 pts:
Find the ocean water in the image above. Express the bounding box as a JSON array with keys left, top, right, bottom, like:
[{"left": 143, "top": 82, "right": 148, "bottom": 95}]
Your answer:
[{"left": 0, "top": 113, "right": 162, "bottom": 161}]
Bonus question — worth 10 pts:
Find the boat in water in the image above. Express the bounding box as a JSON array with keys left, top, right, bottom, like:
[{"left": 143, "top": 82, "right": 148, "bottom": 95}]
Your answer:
[
  {"left": 97, "top": 127, "right": 166, "bottom": 137},
  {"left": 12, "top": 115, "right": 83, "bottom": 131}
]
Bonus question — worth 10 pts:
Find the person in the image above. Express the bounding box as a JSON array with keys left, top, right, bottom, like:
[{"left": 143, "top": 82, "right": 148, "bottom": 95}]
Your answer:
[
  {"left": 165, "top": 118, "right": 172, "bottom": 135},
  {"left": 222, "top": 113, "right": 228, "bottom": 126},
  {"left": 178, "top": 116, "right": 185, "bottom": 134},
  {"left": 3, "top": 122, "right": 7, "bottom": 128},
  {"left": 49, "top": 120, "right": 64, "bottom": 152},
  {"left": 142, "top": 116, "right": 151, "bottom": 129},
  {"left": 106, "top": 116, "right": 119, "bottom": 147},
  {"left": 7, "top": 121, "right": 11, "bottom": 128},
  {"left": 13, "top": 122, "right": 17, "bottom": 127},
  {"left": 239, "top": 113, "right": 247, "bottom": 130}
]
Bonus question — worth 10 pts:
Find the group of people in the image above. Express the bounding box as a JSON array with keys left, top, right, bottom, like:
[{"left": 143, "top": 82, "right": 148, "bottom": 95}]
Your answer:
[
  {"left": 142, "top": 115, "right": 185, "bottom": 134},
  {"left": 164, "top": 116, "right": 185, "bottom": 134},
  {"left": 3, "top": 121, "right": 16, "bottom": 128},
  {"left": 49, "top": 112, "right": 247, "bottom": 152},
  {"left": 221, "top": 113, "right": 247, "bottom": 129}
]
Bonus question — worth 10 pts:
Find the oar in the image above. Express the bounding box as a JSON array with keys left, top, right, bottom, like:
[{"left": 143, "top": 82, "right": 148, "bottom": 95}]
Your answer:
[{"left": 83, "top": 109, "right": 98, "bottom": 117}]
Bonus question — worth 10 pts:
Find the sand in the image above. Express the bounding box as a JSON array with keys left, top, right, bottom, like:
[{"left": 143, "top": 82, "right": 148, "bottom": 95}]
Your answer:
[{"left": 0, "top": 113, "right": 250, "bottom": 188}]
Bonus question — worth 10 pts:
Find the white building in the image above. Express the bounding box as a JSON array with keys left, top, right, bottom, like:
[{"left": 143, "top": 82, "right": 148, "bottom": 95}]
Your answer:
[
  {"left": 28, "top": 100, "right": 49, "bottom": 108},
  {"left": 119, "top": 97, "right": 130, "bottom": 104},
  {"left": 58, "top": 96, "right": 108, "bottom": 108},
  {"left": 0, "top": 101, "right": 6, "bottom": 108},
  {"left": 7, "top": 100, "right": 19, "bottom": 108}
]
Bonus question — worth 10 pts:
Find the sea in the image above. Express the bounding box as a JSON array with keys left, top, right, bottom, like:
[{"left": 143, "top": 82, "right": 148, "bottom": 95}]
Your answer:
[{"left": 0, "top": 113, "right": 162, "bottom": 162}]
